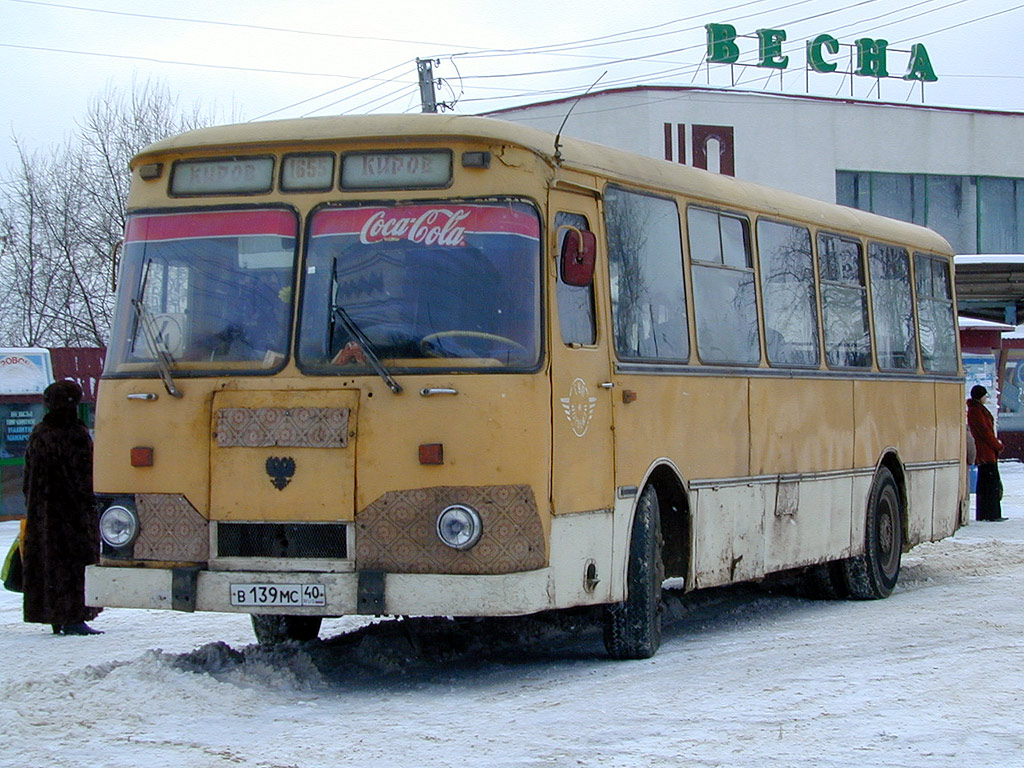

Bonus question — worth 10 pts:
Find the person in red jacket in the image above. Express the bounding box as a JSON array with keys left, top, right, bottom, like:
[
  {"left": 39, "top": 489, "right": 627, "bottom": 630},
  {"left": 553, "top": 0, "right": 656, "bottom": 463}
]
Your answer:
[{"left": 966, "top": 385, "right": 1006, "bottom": 521}]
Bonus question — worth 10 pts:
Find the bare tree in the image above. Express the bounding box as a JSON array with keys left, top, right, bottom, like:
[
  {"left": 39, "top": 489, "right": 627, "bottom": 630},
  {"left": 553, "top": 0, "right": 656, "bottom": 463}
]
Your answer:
[{"left": 0, "top": 79, "right": 215, "bottom": 346}]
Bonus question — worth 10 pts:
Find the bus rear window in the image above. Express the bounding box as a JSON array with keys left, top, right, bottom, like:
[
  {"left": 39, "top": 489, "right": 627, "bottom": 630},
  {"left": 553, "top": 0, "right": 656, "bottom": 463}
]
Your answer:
[{"left": 298, "top": 200, "right": 541, "bottom": 372}]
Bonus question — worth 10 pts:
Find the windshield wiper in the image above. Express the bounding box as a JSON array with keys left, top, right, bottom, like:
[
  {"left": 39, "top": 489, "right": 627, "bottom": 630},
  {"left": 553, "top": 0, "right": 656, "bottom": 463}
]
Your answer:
[
  {"left": 131, "top": 298, "right": 183, "bottom": 398},
  {"left": 330, "top": 259, "right": 402, "bottom": 394},
  {"left": 331, "top": 304, "right": 403, "bottom": 394}
]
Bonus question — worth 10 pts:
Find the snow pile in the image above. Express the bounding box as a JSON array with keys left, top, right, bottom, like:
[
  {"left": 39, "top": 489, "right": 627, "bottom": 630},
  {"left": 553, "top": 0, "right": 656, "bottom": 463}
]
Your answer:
[{"left": 1, "top": 465, "right": 1023, "bottom": 766}]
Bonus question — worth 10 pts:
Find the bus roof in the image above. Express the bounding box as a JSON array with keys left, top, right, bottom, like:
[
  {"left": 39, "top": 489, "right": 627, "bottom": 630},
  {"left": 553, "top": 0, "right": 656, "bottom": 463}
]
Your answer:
[{"left": 134, "top": 114, "right": 952, "bottom": 254}]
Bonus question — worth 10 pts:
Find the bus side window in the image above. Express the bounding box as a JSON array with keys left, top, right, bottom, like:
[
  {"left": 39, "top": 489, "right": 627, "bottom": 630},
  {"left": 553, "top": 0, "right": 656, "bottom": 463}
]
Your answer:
[
  {"left": 818, "top": 233, "right": 872, "bottom": 368},
  {"left": 914, "top": 253, "right": 958, "bottom": 373},
  {"left": 555, "top": 212, "right": 596, "bottom": 346},
  {"left": 869, "top": 242, "right": 917, "bottom": 371},
  {"left": 688, "top": 206, "right": 759, "bottom": 365},
  {"left": 605, "top": 187, "right": 688, "bottom": 362},
  {"left": 757, "top": 219, "right": 820, "bottom": 367}
]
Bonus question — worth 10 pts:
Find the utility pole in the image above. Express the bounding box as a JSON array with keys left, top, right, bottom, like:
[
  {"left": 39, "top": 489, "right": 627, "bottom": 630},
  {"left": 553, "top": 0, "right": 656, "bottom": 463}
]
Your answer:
[{"left": 417, "top": 58, "right": 438, "bottom": 113}]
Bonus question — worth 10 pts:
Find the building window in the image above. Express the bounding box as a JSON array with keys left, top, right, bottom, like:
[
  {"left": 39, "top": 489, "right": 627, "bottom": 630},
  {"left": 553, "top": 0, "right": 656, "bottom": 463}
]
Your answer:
[
  {"left": 871, "top": 174, "right": 926, "bottom": 225},
  {"left": 605, "top": 186, "right": 688, "bottom": 361},
  {"left": 925, "top": 175, "right": 975, "bottom": 258},
  {"left": 692, "top": 125, "right": 735, "bottom": 177},
  {"left": 978, "top": 177, "right": 1024, "bottom": 254},
  {"left": 837, "top": 170, "right": 1024, "bottom": 255}
]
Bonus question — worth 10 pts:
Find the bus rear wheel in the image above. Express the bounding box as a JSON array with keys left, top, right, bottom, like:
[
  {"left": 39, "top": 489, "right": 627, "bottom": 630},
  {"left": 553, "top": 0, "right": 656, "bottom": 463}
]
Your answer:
[
  {"left": 804, "top": 560, "right": 849, "bottom": 599},
  {"left": 843, "top": 467, "right": 903, "bottom": 599},
  {"left": 251, "top": 614, "right": 323, "bottom": 644},
  {"left": 603, "top": 484, "right": 665, "bottom": 660}
]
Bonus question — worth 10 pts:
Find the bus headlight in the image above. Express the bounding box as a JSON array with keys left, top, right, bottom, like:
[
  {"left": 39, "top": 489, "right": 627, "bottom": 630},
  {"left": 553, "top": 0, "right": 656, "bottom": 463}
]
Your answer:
[
  {"left": 99, "top": 504, "right": 139, "bottom": 548},
  {"left": 436, "top": 504, "right": 483, "bottom": 550}
]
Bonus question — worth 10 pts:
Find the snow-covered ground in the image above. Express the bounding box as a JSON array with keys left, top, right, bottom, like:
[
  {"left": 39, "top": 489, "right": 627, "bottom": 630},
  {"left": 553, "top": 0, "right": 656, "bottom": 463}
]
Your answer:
[{"left": 2, "top": 467, "right": 1024, "bottom": 768}]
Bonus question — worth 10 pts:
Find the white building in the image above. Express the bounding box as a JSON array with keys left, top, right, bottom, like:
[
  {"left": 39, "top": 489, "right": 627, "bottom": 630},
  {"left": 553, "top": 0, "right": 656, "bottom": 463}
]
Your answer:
[{"left": 486, "top": 86, "right": 1024, "bottom": 295}]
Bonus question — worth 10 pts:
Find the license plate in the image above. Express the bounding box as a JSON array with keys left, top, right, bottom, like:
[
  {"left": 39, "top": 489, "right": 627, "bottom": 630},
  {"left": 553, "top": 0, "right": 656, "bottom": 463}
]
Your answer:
[{"left": 230, "top": 583, "right": 326, "bottom": 607}]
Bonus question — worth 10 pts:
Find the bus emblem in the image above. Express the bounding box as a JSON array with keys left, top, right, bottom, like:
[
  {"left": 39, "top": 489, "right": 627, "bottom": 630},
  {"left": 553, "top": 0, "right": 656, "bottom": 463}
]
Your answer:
[
  {"left": 265, "top": 456, "right": 296, "bottom": 490},
  {"left": 560, "top": 378, "right": 598, "bottom": 437}
]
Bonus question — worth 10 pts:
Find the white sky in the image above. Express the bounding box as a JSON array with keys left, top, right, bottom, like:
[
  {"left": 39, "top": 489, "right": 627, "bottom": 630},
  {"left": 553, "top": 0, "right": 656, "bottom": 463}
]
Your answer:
[{"left": 1, "top": 0, "right": 1023, "bottom": 170}]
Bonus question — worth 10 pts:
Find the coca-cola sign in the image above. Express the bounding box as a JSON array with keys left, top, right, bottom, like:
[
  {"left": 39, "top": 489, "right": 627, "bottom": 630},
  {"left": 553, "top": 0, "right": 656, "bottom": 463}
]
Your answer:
[
  {"left": 312, "top": 204, "right": 541, "bottom": 245},
  {"left": 360, "top": 208, "right": 470, "bottom": 247}
]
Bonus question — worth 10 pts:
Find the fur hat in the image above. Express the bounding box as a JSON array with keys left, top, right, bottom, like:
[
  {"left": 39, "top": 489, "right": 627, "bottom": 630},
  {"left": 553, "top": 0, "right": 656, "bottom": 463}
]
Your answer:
[{"left": 43, "top": 379, "right": 83, "bottom": 411}]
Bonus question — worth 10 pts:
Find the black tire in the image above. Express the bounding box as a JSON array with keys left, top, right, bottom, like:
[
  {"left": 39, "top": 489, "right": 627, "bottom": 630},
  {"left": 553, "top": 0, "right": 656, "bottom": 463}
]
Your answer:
[
  {"left": 603, "top": 484, "right": 665, "bottom": 660},
  {"left": 251, "top": 614, "right": 323, "bottom": 644},
  {"left": 842, "top": 467, "right": 903, "bottom": 599}
]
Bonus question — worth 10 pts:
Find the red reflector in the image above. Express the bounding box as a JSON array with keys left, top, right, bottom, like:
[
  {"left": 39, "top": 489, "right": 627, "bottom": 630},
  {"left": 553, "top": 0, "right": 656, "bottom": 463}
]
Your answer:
[
  {"left": 131, "top": 446, "right": 154, "bottom": 467},
  {"left": 419, "top": 443, "right": 444, "bottom": 465}
]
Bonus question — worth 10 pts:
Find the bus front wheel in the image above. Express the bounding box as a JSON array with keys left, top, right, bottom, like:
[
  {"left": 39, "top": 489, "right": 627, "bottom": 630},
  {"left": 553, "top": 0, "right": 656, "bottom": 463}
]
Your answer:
[
  {"left": 843, "top": 467, "right": 903, "bottom": 599},
  {"left": 251, "top": 614, "right": 323, "bottom": 644},
  {"left": 603, "top": 484, "right": 665, "bottom": 660}
]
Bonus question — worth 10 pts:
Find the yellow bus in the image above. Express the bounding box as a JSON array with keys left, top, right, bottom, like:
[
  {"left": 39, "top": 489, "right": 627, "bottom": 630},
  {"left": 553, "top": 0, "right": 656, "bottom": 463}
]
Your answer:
[{"left": 86, "top": 114, "right": 965, "bottom": 659}]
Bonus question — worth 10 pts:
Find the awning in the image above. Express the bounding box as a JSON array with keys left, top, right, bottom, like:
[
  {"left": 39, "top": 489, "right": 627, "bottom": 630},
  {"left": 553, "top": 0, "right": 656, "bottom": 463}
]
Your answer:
[{"left": 955, "top": 255, "right": 1024, "bottom": 324}]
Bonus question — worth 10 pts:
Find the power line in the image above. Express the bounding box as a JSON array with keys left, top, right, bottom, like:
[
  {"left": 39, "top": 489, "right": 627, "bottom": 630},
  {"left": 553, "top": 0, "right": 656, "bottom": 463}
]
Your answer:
[
  {"left": 3, "top": 0, "right": 488, "bottom": 51},
  {"left": 891, "top": 1, "right": 1024, "bottom": 44},
  {"left": 786, "top": 0, "right": 964, "bottom": 38},
  {"left": 310, "top": 82, "right": 418, "bottom": 118},
  {"left": 6, "top": 0, "right": 1021, "bottom": 123},
  {"left": 0, "top": 41, "right": 378, "bottom": 78},
  {"left": 449, "top": 0, "right": 1005, "bottom": 108},
  {"left": 942, "top": 72, "right": 1024, "bottom": 80},
  {"left": 250, "top": 61, "right": 415, "bottom": 121},
  {"left": 446, "top": 0, "right": 889, "bottom": 82},
  {"left": 340, "top": 84, "right": 423, "bottom": 116},
  {"left": 439, "top": 0, "right": 812, "bottom": 60}
]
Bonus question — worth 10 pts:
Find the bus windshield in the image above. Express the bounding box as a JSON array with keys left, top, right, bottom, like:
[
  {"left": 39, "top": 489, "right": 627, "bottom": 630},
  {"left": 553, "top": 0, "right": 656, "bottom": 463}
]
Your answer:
[
  {"left": 106, "top": 208, "right": 297, "bottom": 374},
  {"left": 298, "top": 200, "right": 542, "bottom": 372}
]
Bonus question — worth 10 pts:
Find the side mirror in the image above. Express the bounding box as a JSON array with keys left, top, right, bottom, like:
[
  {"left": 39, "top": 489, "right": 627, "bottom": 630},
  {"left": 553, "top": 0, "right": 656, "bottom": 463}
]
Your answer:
[{"left": 559, "top": 226, "right": 596, "bottom": 287}]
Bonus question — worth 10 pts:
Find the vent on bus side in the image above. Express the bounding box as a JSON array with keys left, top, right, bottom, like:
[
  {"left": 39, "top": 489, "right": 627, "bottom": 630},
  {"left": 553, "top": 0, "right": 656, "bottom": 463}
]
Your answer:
[{"left": 216, "top": 522, "right": 348, "bottom": 559}]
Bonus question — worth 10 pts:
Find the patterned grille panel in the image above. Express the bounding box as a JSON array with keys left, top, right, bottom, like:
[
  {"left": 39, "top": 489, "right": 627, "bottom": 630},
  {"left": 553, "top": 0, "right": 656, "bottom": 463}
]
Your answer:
[
  {"left": 356, "top": 485, "right": 546, "bottom": 574},
  {"left": 216, "top": 407, "right": 350, "bottom": 448},
  {"left": 217, "top": 522, "right": 348, "bottom": 559},
  {"left": 135, "top": 494, "right": 209, "bottom": 562}
]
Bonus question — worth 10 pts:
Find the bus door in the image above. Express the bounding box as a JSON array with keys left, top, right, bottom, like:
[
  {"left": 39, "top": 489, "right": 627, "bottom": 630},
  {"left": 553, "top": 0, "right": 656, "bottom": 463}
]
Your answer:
[{"left": 548, "top": 190, "right": 615, "bottom": 518}]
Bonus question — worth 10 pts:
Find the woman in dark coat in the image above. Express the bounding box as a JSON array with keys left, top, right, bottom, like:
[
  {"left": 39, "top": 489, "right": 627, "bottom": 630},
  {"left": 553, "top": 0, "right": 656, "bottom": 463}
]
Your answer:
[
  {"left": 22, "top": 380, "right": 103, "bottom": 634},
  {"left": 966, "top": 384, "right": 1005, "bottom": 522}
]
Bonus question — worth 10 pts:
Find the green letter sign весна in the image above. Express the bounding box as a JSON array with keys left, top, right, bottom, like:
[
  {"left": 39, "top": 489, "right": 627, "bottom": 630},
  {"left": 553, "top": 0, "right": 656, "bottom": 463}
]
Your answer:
[{"left": 705, "top": 24, "right": 937, "bottom": 82}]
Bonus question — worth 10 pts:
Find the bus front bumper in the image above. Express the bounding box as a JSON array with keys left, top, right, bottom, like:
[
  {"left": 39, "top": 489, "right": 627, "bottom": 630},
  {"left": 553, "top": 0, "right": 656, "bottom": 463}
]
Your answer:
[{"left": 85, "top": 564, "right": 557, "bottom": 617}]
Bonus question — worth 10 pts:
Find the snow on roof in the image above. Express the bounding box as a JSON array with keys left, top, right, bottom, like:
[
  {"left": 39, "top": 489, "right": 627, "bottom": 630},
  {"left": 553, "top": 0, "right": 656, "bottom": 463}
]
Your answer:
[
  {"left": 955, "top": 255, "right": 1024, "bottom": 265},
  {"left": 959, "top": 316, "right": 1015, "bottom": 330}
]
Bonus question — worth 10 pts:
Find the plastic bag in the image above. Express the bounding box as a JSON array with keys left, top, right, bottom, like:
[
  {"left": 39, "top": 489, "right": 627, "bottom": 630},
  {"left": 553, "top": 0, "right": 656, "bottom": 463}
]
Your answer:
[{"left": 2, "top": 537, "right": 23, "bottom": 593}]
